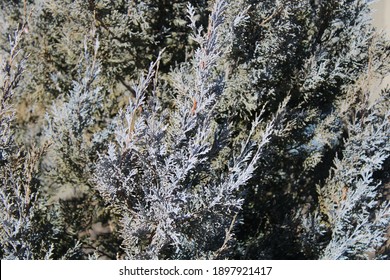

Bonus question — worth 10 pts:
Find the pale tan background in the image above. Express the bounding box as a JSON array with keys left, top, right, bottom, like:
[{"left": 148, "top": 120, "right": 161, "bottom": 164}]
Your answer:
[
  {"left": 372, "top": 0, "right": 390, "bottom": 38},
  {"left": 371, "top": 0, "right": 390, "bottom": 89}
]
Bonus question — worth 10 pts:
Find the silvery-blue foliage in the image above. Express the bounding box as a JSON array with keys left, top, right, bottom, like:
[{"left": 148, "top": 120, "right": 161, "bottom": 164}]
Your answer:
[
  {"left": 94, "top": 0, "right": 289, "bottom": 259},
  {"left": 318, "top": 91, "right": 390, "bottom": 259},
  {"left": 1, "top": 0, "right": 389, "bottom": 260},
  {"left": 0, "top": 24, "right": 83, "bottom": 259},
  {"left": 43, "top": 37, "right": 102, "bottom": 197}
]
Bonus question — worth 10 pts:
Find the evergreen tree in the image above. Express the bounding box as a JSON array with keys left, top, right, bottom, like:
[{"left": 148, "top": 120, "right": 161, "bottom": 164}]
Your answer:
[{"left": 0, "top": 0, "right": 388, "bottom": 259}]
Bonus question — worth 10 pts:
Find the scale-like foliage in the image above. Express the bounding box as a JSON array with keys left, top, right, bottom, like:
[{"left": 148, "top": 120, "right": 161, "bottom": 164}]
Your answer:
[{"left": 0, "top": 0, "right": 389, "bottom": 259}]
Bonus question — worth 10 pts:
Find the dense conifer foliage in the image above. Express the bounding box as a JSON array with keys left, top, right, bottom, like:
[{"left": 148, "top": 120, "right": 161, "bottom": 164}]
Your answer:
[{"left": 0, "top": 0, "right": 389, "bottom": 259}]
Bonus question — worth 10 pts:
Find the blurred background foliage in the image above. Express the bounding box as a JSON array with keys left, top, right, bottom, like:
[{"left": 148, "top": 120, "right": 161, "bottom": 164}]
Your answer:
[{"left": 0, "top": 0, "right": 389, "bottom": 259}]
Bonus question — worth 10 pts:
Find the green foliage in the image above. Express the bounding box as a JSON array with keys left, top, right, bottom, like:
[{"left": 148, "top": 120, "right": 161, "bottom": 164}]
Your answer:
[{"left": 0, "top": 0, "right": 389, "bottom": 259}]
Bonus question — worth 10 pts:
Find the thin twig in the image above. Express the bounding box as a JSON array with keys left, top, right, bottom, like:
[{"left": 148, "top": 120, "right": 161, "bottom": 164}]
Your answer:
[
  {"left": 213, "top": 211, "right": 239, "bottom": 259},
  {"left": 259, "top": 4, "right": 283, "bottom": 27}
]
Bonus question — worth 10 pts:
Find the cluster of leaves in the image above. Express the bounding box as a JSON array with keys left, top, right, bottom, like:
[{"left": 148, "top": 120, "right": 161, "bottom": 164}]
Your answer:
[{"left": 0, "top": 0, "right": 389, "bottom": 259}]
